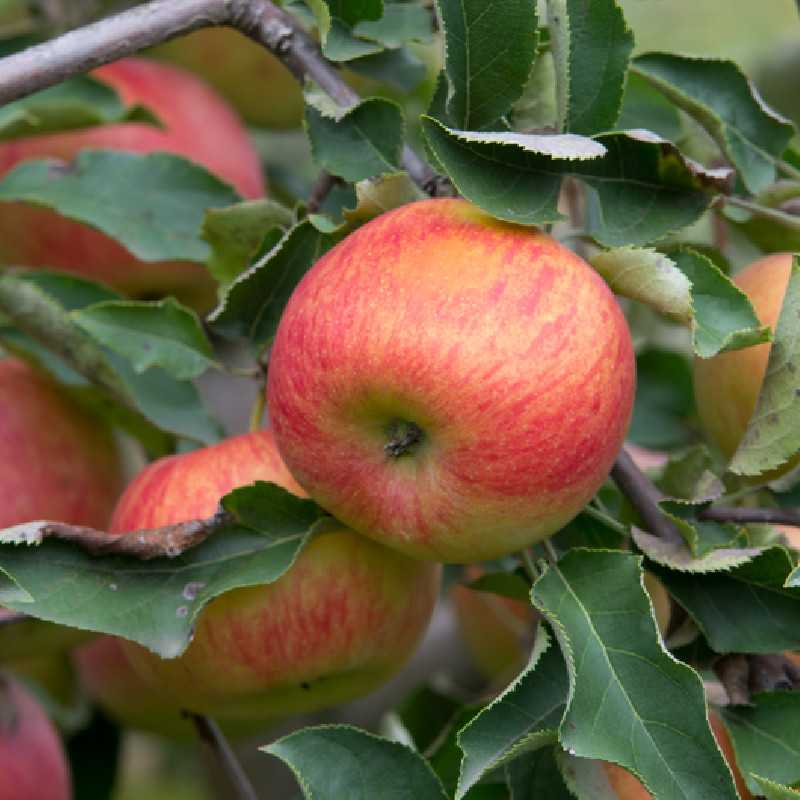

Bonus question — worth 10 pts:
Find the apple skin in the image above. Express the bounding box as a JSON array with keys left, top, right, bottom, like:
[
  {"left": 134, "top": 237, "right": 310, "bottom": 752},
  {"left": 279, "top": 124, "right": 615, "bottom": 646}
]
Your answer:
[
  {"left": 0, "top": 357, "right": 124, "bottom": 529},
  {"left": 94, "top": 428, "right": 440, "bottom": 721},
  {"left": 601, "top": 713, "right": 754, "bottom": 800},
  {"left": 693, "top": 253, "right": 794, "bottom": 477},
  {"left": 267, "top": 198, "right": 636, "bottom": 562},
  {"left": 0, "top": 58, "right": 264, "bottom": 308},
  {"left": 0, "top": 674, "right": 71, "bottom": 800},
  {"left": 150, "top": 29, "right": 304, "bottom": 130}
]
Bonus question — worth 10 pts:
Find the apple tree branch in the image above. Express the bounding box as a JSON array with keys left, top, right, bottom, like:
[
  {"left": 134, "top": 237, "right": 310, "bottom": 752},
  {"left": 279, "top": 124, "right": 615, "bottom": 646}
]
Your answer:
[{"left": 0, "top": 0, "right": 436, "bottom": 189}]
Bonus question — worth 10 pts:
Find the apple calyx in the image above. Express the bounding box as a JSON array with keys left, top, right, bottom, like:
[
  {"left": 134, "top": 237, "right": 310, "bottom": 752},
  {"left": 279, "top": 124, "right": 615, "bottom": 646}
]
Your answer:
[{"left": 384, "top": 419, "right": 425, "bottom": 458}]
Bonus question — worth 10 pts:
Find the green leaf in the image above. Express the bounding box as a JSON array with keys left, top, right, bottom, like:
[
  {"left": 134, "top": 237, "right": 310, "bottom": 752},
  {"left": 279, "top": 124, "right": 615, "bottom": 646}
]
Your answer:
[
  {"left": 722, "top": 693, "right": 800, "bottom": 795},
  {"left": 423, "top": 121, "right": 716, "bottom": 244},
  {"left": 0, "top": 483, "right": 322, "bottom": 657},
  {"left": 307, "top": 0, "right": 385, "bottom": 61},
  {"left": 571, "top": 132, "right": 723, "bottom": 246},
  {"left": 673, "top": 248, "right": 772, "bottom": 358},
  {"left": 262, "top": 725, "right": 448, "bottom": 799},
  {"left": 730, "top": 257, "right": 800, "bottom": 477},
  {"left": 632, "top": 53, "right": 795, "bottom": 194},
  {"left": 456, "top": 626, "right": 568, "bottom": 798},
  {"left": 545, "top": 0, "right": 634, "bottom": 135},
  {"left": 505, "top": 747, "right": 574, "bottom": 800},
  {"left": 11, "top": 271, "right": 120, "bottom": 311},
  {"left": 0, "top": 74, "right": 151, "bottom": 140},
  {"left": 591, "top": 247, "right": 693, "bottom": 323},
  {"left": 531, "top": 549, "right": 739, "bottom": 800},
  {"left": 342, "top": 172, "right": 426, "bottom": 229},
  {"left": 0, "top": 150, "right": 240, "bottom": 262},
  {"left": 0, "top": 272, "right": 220, "bottom": 444},
  {"left": 651, "top": 546, "right": 800, "bottom": 652},
  {"left": 633, "top": 528, "right": 763, "bottom": 574},
  {"left": 627, "top": 349, "right": 695, "bottom": 450},
  {"left": 354, "top": 2, "right": 433, "bottom": 46},
  {"left": 436, "top": 0, "right": 538, "bottom": 130},
  {"left": 618, "top": 71, "right": 683, "bottom": 142},
  {"left": 420, "top": 116, "right": 601, "bottom": 224},
  {"left": 656, "top": 445, "right": 723, "bottom": 502},
  {"left": 345, "top": 47, "right": 428, "bottom": 93},
  {"left": 786, "top": 566, "right": 800, "bottom": 588},
  {"left": 71, "top": 298, "right": 214, "bottom": 380},
  {"left": 107, "top": 352, "right": 221, "bottom": 445},
  {"left": 389, "top": 684, "right": 463, "bottom": 754},
  {"left": 592, "top": 247, "right": 769, "bottom": 358},
  {"left": 202, "top": 199, "right": 294, "bottom": 288},
  {"left": 754, "top": 776, "right": 800, "bottom": 800},
  {"left": 659, "top": 499, "right": 742, "bottom": 558},
  {"left": 305, "top": 99, "right": 405, "bottom": 182},
  {"left": 209, "top": 220, "right": 337, "bottom": 347}
]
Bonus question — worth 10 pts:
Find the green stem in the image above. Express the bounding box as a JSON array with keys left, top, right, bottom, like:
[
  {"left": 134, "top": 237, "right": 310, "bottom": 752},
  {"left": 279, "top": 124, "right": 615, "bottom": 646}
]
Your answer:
[
  {"left": 723, "top": 195, "right": 800, "bottom": 231},
  {"left": 520, "top": 548, "right": 540, "bottom": 582},
  {"left": 584, "top": 503, "right": 627, "bottom": 536}
]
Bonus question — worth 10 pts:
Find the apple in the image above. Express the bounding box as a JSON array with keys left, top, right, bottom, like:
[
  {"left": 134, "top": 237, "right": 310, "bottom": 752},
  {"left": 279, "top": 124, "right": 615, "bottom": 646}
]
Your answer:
[
  {"left": 451, "top": 566, "right": 538, "bottom": 684},
  {"left": 150, "top": 28, "right": 304, "bottom": 130},
  {"left": 600, "top": 713, "right": 754, "bottom": 800},
  {"left": 0, "top": 357, "right": 124, "bottom": 529},
  {"left": 0, "top": 58, "right": 265, "bottom": 309},
  {"left": 452, "top": 569, "right": 671, "bottom": 685},
  {"left": 267, "top": 198, "right": 636, "bottom": 562},
  {"left": 73, "top": 636, "right": 200, "bottom": 739},
  {"left": 693, "top": 253, "right": 794, "bottom": 478},
  {"left": 90, "top": 427, "right": 440, "bottom": 722},
  {"left": 0, "top": 674, "right": 71, "bottom": 800}
]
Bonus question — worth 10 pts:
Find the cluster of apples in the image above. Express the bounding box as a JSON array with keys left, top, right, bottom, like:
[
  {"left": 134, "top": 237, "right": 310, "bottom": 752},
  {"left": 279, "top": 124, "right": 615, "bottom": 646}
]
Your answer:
[{"left": 1, "top": 26, "right": 794, "bottom": 800}]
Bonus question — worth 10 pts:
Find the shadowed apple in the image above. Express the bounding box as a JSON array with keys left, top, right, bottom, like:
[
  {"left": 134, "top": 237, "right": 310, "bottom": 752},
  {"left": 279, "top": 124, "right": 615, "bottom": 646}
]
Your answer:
[
  {"left": 0, "top": 357, "right": 124, "bottom": 530},
  {"left": 80, "top": 428, "right": 440, "bottom": 724},
  {"left": 0, "top": 674, "right": 71, "bottom": 800},
  {"left": 267, "top": 198, "right": 636, "bottom": 562},
  {"left": 0, "top": 58, "right": 265, "bottom": 309},
  {"left": 693, "top": 253, "right": 796, "bottom": 479}
]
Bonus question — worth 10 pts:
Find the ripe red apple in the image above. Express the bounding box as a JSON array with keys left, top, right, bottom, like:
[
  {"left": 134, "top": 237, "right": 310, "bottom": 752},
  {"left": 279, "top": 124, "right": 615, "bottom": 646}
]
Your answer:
[
  {"left": 600, "top": 713, "right": 753, "bottom": 800},
  {"left": 267, "top": 198, "right": 636, "bottom": 562},
  {"left": 0, "top": 58, "right": 265, "bottom": 308},
  {"left": 0, "top": 357, "right": 124, "bottom": 529},
  {"left": 0, "top": 674, "right": 71, "bottom": 800},
  {"left": 693, "top": 253, "right": 794, "bottom": 477},
  {"left": 90, "top": 428, "right": 440, "bottom": 722}
]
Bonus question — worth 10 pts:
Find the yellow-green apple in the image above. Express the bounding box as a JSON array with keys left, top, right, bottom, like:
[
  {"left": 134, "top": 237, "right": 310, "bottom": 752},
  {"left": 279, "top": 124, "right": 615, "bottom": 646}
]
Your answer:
[
  {"left": 693, "top": 253, "right": 794, "bottom": 478},
  {"left": 150, "top": 28, "right": 304, "bottom": 130},
  {"left": 0, "top": 58, "right": 265, "bottom": 309},
  {"left": 0, "top": 674, "right": 71, "bottom": 800},
  {"left": 0, "top": 357, "right": 124, "bottom": 529},
  {"left": 599, "top": 713, "right": 753, "bottom": 800},
  {"left": 267, "top": 198, "right": 636, "bottom": 562},
  {"left": 452, "top": 569, "right": 671, "bottom": 686},
  {"left": 92, "top": 427, "right": 440, "bottom": 721}
]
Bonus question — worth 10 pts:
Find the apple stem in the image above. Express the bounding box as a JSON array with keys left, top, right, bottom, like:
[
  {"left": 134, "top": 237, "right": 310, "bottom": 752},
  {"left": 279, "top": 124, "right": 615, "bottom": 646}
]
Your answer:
[
  {"left": 185, "top": 712, "right": 258, "bottom": 800},
  {"left": 384, "top": 420, "right": 424, "bottom": 458}
]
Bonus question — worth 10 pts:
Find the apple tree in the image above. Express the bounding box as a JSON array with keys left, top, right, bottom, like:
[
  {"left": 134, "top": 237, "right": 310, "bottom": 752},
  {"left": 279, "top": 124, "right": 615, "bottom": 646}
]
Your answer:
[{"left": 0, "top": 0, "right": 798, "bottom": 798}]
